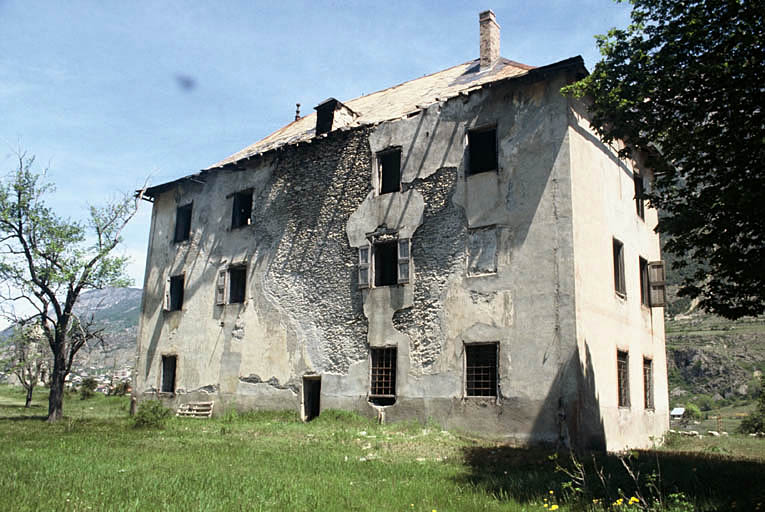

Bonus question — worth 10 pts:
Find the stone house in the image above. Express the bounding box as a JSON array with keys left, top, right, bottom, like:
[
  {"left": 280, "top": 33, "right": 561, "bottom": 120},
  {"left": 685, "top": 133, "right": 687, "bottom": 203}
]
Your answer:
[{"left": 135, "top": 11, "right": 669, "bottom": 450}]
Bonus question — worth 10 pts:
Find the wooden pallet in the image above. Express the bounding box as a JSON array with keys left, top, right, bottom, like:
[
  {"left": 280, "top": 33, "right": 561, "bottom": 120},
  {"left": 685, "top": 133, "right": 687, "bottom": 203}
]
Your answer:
[{"left": 176, "top": 401, "right": 214, "bottom": 418}]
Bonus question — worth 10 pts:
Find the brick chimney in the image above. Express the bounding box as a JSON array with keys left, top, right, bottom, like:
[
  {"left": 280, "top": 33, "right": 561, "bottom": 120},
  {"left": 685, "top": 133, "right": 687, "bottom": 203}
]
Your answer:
[{"left": 479, "top": 10, "right": 500, "bottom": 70}]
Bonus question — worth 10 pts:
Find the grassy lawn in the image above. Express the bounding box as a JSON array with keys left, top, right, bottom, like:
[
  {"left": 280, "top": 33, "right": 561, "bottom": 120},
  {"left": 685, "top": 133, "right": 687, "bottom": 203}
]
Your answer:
[{"left": 1, "top": 385, "right": 764, "bottom": 511}]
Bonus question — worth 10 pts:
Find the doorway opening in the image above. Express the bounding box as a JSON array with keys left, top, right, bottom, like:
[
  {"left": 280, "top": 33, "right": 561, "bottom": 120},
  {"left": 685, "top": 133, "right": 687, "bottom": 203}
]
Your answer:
[{"left": 302, "top": 376, "right": 321, "bottom": 421}]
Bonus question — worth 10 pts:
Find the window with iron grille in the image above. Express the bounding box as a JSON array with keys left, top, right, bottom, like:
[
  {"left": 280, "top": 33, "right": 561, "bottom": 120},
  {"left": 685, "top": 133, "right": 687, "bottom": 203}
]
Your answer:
[
  {"left": 643, "top": 358, "right": 654, "bottom": 410},
  {"left": 465, "top": 343, "right": 498, "bottom": 397},
  {"left": 617, "top": 350, "right": 630, "bottom": 408},
  {"left": 613, "top": 238, "right": 626, "bottom": 296},
  {"left": 369, "top": 347, "right": 396, "bottom": 406}
]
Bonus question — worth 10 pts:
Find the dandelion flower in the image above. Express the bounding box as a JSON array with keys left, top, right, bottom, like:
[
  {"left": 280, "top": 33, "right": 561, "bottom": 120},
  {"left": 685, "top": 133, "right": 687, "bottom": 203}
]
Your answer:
[
  {"left": 549, "top": 490, "right": 555, "bottom": 494},
  {"left": 550, "top": 506, "right": 559, "bottom": 511}
]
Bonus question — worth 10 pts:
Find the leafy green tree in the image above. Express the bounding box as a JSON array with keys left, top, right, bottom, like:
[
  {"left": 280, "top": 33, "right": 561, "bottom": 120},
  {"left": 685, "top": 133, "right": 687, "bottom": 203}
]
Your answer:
[
  {"left": 564, "top": 0, "right": 765, "bottom": 319},
  {"left": 0, "top": 151, "right": 139, "bottom": 421}
]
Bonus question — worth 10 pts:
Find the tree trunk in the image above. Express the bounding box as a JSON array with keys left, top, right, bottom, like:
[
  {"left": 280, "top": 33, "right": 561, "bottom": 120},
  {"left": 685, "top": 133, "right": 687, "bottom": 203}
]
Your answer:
[
  {"left": 47, "top": 347, "right": 66, "bottom": 422},
  {"left": 25, "top": 385, "right": 33, "bottom": 408}
]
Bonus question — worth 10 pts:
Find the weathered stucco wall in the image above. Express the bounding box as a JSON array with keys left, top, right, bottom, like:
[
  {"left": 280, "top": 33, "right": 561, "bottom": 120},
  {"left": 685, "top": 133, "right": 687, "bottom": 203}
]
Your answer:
[
  {"left": 135, "top": 69, "right": 661, "bottom": 448},
  {"left": 567, "top": 95, "right": 669, "bottom": 450}
]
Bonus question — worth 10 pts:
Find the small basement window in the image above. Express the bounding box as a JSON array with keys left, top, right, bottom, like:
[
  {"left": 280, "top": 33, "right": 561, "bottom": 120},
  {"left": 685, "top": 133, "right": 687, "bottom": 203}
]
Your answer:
[
  {"left": 174, "top": 203, "right": 192, "bottom": 243},
  {"left": 467, "top": 127, "right": 497, "bottom": 175},
  {"left": 643, "top": 357, "right": 654, "bottom": 410},
  {"left": 161, "top": 355, "right": 177, "bottom": 394},
  {"left": 165, "top": 274, "right": 184, "bottom": 312},
  {"left": 613, "top": 238, "right": 626, "bottom": 297},
  {"left": 369, "top": 347, "right": 396, "bottom": 406},
  {"left": 617, "top": 350, "right": 630, "bottom": 408},
  {"left": 231, "top": 189, "right": 253, "bottom": 229},
  {"left": 228, "top": 265, "right": 247, "bottom": 304},
  {"left": 378, "top": 148, "right": 402, "bottom": 194},
  {"left": 465, "top": 343, "right": 498, "bottom": 397}
]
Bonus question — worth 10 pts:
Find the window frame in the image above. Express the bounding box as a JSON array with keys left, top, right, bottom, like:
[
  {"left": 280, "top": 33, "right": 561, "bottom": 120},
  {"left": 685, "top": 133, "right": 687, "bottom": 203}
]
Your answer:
[
  {"left": 643, "top": 357, "right": 654, "bottom": 410},
  {"left": 230, "top": 189, "right": 253, "bottom": 230},
  {"left": 617, "top": 350, "right": 630, "bottom": 408},
  {"left": 369, "top": 347, "right": 397, "bottom": 405},
  {"left": 467, "top": 126, "right": 498, "bottom": 176},
  {"left": 165, "top": 274, "right": 185, "bottom": 312},
  {"left": 358, "top": 237, "right": 411, "bottom": 289},
  {"left": 639, "top": 257, "right": 650, "bottom": 307},
  {"left": 227, "top": 264, "right": 247, "bottom": 304},
  {"left": 377, "top": 147, "right": 402, "bottom": 195},
  {"left": 633, "top": 172, "right": 645, "bottom": 220},
  {"left": 160, "top": 354, "right": 177, "bottom": 394},
  {"left": 613, "top": 238, "right": 626, "bottom": 297},
  {"left": 464, "top": 342, "right": 499, "bottom": 398},
  {"left": 173, "top": 203, "right": 193, "bottom": 243}
]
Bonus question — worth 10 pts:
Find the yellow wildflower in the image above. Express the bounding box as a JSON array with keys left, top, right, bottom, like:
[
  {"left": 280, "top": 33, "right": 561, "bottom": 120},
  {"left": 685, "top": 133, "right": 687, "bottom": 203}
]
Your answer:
[
  {"left": 550, "top": 506, "right": 559, "bottom": 511},
  {"left": 629, "top": 496, "right": 640, "bottom": 504},
  {"left": 549, "top": 490, "right": 555, "bottom": 494}
]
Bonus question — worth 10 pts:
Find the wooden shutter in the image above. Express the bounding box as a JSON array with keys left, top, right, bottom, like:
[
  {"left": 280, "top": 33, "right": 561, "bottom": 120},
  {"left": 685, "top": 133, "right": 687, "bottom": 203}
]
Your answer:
[
  {"left": 216, "top": 269, "right": 227, "bottom": 305},
  {"left": 648, "top": 261, "right": 666, "bottom": 307},
  {"left": 397, "top": 238, "right": 410, "bottom": 284},
  {"left": 163, "top": 277, "right": 171, "bottom": 311},
  {"left": 358, "top": 245, "right": 370, "bottom": 289}
]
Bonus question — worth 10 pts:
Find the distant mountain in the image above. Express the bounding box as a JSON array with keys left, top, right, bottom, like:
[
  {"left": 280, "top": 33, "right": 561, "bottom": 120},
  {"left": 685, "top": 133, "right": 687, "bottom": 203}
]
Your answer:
[{"left": 1, "top": 287, "right": 142, "bottom": 373}]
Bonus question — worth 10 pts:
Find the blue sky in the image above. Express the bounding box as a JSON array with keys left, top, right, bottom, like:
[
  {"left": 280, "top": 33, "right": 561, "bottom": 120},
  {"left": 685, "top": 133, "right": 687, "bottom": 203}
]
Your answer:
[{"left": 0, "top": 1, "right": 631, "bottom": 289}]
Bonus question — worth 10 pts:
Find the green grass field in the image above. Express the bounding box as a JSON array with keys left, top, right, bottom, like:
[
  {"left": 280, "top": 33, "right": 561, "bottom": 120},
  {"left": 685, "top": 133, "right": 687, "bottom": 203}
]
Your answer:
[{"left": 1, "top": 386, "right": 763, "bottom": 511}]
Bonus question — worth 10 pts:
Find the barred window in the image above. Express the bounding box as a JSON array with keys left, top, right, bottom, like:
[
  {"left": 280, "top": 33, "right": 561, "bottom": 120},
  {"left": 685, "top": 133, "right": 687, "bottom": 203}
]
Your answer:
[
  {"left": 465, "top": 343, "right": 498, "bottom": 397},
  {"left": 643, "top": 358, "right": 654, "bottom": 410},
  {"left": 369, "top": 347, "right": 396, "bottom": 406},
  {"left": 617, "top": 350, "right": 630, "bottom": 408}
]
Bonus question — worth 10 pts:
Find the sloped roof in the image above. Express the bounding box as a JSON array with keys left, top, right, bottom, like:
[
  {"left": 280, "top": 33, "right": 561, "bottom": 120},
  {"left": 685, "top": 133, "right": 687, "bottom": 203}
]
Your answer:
[
  {"left": 143, "top": 55, "right": 585, "bottom": 198},
  {"left": 208, "top": 57, "right": 534, "bottom": 169}
]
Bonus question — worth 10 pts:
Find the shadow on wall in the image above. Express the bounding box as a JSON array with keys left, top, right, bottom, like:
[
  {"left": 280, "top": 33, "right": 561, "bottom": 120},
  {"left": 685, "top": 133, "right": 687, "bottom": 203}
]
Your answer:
[{"left": 523, "top": 341, "right": 606, "bottom": 450}]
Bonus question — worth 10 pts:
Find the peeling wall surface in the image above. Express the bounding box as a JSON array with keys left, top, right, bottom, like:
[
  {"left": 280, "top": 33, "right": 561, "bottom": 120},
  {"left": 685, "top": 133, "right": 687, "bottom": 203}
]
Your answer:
[{"left": 135, "top": 69, "right": 667, "bottom": 449}]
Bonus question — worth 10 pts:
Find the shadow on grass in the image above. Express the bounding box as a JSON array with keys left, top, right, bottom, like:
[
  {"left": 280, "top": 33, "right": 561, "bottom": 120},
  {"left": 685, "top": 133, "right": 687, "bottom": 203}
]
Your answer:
[
  {"left": 0, "top": 403, "right": 44, "bottom": 410},
  {"left": 459, "top": 445, "right": 765, "bottom": 510}
]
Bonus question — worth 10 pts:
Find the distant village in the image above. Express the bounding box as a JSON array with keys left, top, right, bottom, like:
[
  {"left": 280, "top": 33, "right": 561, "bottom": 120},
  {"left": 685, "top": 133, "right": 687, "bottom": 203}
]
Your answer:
[{"left": 1, "top": 363, "right": 133, "bottom": 395}]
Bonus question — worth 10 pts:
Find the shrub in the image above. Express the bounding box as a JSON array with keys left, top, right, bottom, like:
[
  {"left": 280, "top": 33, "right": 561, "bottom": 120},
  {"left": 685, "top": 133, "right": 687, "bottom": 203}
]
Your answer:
[
  {"left": 685, "top": 403, "right": 702, "bottom": 420},
  {"left": 110, "top": 380, "right": 130, "bottom": 396},
  {"left": 740, "top": 375, "right": 765, "bottom": 434},
  {"left": 133, "top": 400, "right": 172, "bottom": 429},
  {"left": 79, "top": 377, "right": 98, "bottom": 400}
]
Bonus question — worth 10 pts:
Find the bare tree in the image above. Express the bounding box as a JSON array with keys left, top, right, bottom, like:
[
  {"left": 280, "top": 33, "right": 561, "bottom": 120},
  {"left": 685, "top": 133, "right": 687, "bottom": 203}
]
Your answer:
[{"left": 0, "top": 151, "right": 141, "bottom": 421}]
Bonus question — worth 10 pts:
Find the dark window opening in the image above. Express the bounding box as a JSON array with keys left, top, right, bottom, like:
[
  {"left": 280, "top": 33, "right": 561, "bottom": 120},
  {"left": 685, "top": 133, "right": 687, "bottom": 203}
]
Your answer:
[
  {"left": 639, "top": 257, "right": 650, "bottom": 306},
  {"left": 379, "top": 149, "right": 401, "bottom": 194},
  {"left": 161, "top": 355, "right": 177, "bottom": 394},
  {"left": 617, "top": 350, "right": 630, "bottom": 408},
  {"left": 315, "top": 98, "right": 338, "bottom": 135},
  {"left": 174, "top": 203, "right": 192, "bottom": 242},
  {"left": 370, "top": 347, "right": 396, "bottom": 406},
  {"left": 634, "top": 173, "right": 645, "bottom": 219},
  {"left": 466, "top": 343, "right": 498, "bottom": 397},
  {"left": 643, "top": 358, "right": 654, "bottom": 410},
  {"left": 169, "top": 275, "right": 184, "bottom": 311},
  {"left": 613, "top": 238, "right": 626, "bottom": 296},
  {"left": 228, "top": 266, "right": 247, "bottom": 304},
  {"left": 374, "top": 241, "right": 398, "bottom": 287},
  {"left": 231, "top": 190, "right": 253, "bottom": 229},
  {"left": 468, "top": 127, "right": 497, "bottom": 175},
  {"left": 303, "top": 377, "right": 321, "bottom": 421}
]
